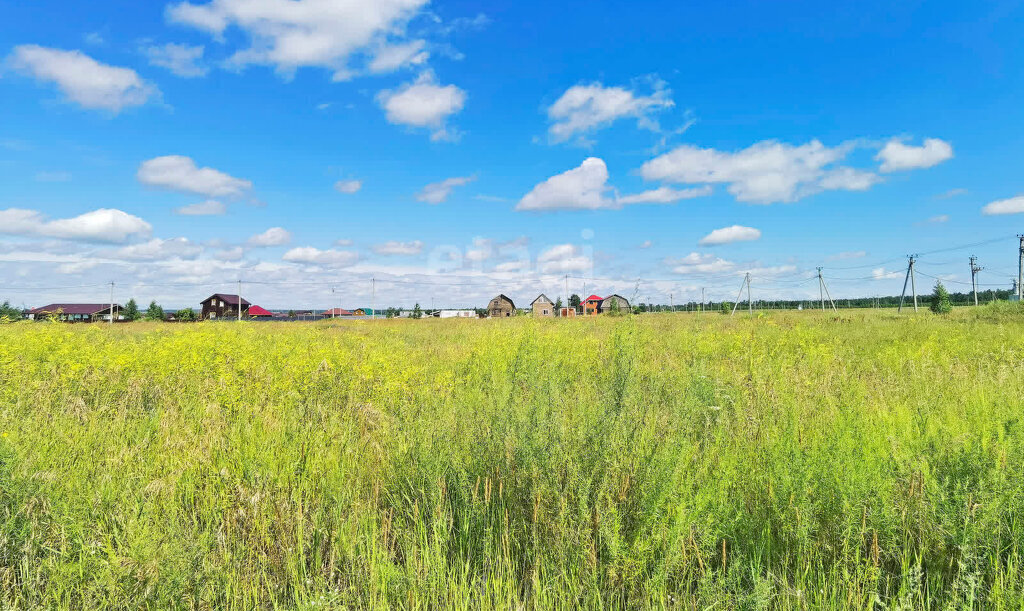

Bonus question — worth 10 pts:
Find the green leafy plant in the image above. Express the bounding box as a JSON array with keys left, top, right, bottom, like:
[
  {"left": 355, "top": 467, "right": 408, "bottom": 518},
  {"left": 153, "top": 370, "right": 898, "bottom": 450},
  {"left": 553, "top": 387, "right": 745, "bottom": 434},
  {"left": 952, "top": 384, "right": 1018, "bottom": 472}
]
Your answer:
[{"left": 931, "top": 281, "right": 953, "bottom": 314}]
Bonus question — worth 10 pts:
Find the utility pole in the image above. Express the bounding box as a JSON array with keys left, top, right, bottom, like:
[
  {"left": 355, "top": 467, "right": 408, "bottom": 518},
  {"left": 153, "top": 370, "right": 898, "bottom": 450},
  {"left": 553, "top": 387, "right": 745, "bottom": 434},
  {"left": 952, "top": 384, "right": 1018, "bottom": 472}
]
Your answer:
[
  {"left": 109, "top": 281, "right": 114, "bottom": 325},
  {"left": 331, "top": 286, "right": 336, "bottom": 318},
  {"left": 371, "top": 277, "right": 376, "bottom": 320},
  {"left": 817, "top": 267, "right": 837, "bottom": 312},
  {"left": 237, "top": 279, "right": 242, "bottom": 321},
  {"left": 731, "top": 273, "right": 752, "bottom": 316},
  {"left": 898, "top": 255, "right": 918, "bottom": 313},
  {"left": 564, "top": 274, "right": 568, "bottom": 316},
  {"left": 700, "top": 287, "right": 705, "bottom": 314},
  {"left": 670, "top": 293, "right": 673, "bottom": 312},
  {"left": 1018, "top": 235, "right": 1024, "bottom": 301},
  {"left": 748, "top": 274, "right": 752, "bottom": 316},
  {"left": 969, "top": 256, "right": 983, "bottom": 306}
]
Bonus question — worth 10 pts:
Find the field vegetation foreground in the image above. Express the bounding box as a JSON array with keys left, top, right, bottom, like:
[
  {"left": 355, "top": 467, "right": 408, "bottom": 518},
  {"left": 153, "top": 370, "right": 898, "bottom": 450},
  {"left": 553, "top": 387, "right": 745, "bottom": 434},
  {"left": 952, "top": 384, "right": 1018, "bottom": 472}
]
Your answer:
[{"left": 2, "top": 308, "right": 1024, "bottom": 609}]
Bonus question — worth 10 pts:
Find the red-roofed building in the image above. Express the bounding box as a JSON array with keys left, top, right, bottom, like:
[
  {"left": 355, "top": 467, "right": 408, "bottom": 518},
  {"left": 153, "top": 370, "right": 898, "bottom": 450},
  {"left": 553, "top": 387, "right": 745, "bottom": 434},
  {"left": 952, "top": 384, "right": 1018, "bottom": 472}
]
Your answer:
[
  {"left": 582, "top": 294, "right": 603, "bottom": 316},
  {"left": 247, "top": 305, "right": 273, "bottom": 318},
  {"left": 323, "top": 308, "right": 353, "bottom": 317}
]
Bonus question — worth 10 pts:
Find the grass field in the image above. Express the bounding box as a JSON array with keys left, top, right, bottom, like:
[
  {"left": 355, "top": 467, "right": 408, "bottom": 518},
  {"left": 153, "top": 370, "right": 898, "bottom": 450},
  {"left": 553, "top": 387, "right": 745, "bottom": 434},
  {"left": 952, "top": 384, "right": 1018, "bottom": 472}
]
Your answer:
[{"left": 2, "top": 307, "right": 1024, "bottom": 609}]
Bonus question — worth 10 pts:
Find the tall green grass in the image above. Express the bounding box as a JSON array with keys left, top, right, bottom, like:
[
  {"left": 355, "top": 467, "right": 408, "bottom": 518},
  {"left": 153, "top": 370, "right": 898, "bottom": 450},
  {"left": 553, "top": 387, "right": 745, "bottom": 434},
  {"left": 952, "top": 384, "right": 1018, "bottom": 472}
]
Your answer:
[{"left": 1, "top": 307, "right": 1024, "bottom": 608}]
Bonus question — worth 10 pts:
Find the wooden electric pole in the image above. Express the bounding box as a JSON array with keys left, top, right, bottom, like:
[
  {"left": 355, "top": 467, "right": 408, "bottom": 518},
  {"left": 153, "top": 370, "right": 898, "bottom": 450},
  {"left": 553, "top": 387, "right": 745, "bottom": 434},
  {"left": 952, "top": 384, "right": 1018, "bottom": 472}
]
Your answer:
[
  {"left": 898, "top": 255, "right": 918, "bottom": 313},
  {"left": 816, "top": 267, "right": 837, "bottom": 312},
  {"left": 969, "top": 256, "right": 983, "bottom": 306}
]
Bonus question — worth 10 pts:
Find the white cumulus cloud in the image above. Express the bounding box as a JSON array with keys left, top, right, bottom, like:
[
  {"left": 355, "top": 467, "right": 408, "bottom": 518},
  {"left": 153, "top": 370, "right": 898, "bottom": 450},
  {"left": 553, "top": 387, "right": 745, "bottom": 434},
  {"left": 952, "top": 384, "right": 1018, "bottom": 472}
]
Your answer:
[
  {"left": 143, "top": 43, "right": 208, "bottom": 78},
  {"left": 0, "top": 207, "right": 152, "bottom": 243},
  {"left": 876, "top": 138, "right": 953, "bottom": 172},
  {"left": 640, "top": 140, "right": 879, "bottom": 204},
  {"left": 247, "top": 227, "right": 292, "bottom": 247},
  {"left": 165, "top": 0, "right": 429, "bottom": 79},
  {"left": 667, "top": 252, "right": 735, "bottom": 275},
  {"left": 536, "top": 244, "right": 591, "bottom": 274},
  {"left": 547, "top": 81, "right": 673, "bottom": 143},
  {"left": 282, "top": 246, "right": 359, "bottom": 267},
  {"left": 517, "top": 158, "right": 711, "bottom": 211},
  {"left": 517, "top": 158, "right": 611, "bottom": 211},
  {"left": 698, "top": 225, "right": 762, "bottom": 246},
  {"left": 377, "top": 71, "right": 466, "bottom": 140},
  {"left": 7, "top": 45, "right": 159, "bottom": 112},
  {"left": 137, "top": 155, "right": 252, "bottom": 197},
  {"left": 982, "top": 196, "right": 1024, "bottom": 215},
  {"left": 416, "top": 175, "right": 474, "bottom": 204}
]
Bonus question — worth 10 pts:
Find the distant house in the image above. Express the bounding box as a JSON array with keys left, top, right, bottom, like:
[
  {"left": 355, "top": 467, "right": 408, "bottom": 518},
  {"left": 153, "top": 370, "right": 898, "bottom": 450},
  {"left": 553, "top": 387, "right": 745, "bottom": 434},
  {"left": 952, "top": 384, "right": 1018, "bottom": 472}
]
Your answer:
[
  {"left": 559, "top": 307, "right": 576, "bottom": 318},
  {"left": 248, "top": 305, "right": 273, "bottom": 318},
  {"left": 200, "top": 293, "right": 250, "bottom": 320},
  {"left": 600, "top": 294, "right": 631, "bottom": 313},
  {"left": 323, "top": 308, "right": 353, "bottom": 317},
  {"left": 487, "top": 294, "right": 516, "bottom": 317},
  {"left": 27, "top": 303, "right": 122, "bottom": 322},
  {"left": 582, "top": 294, "right": 603, "bottom": 316},
  {"left": 352, "top": 308, "right": 374, "bottom": 316},
  {"left": 531, "top": 294, "right": 555, "bottom": 317}
]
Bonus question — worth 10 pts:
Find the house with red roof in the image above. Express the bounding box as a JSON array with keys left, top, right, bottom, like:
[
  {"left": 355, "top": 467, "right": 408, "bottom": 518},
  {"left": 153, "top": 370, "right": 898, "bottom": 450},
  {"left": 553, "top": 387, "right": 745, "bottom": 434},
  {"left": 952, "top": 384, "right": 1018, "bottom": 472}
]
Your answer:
[
  {"left": 582, "top": 294, "right": 603, "bottom": 316},
  {"left": 247, "top": 305, "right": 273, "bottom": 318},
  {"left": 323, "top": 308, "right": 353, "bottom": 317}
]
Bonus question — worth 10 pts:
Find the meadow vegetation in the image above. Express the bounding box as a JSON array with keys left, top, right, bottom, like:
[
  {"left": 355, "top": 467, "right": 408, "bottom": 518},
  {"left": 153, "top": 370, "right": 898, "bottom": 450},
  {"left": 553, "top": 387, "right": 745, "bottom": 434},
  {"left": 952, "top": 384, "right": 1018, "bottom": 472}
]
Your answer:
[{"left": 1, "top": 306, "right": 1024, "bottom": 608}]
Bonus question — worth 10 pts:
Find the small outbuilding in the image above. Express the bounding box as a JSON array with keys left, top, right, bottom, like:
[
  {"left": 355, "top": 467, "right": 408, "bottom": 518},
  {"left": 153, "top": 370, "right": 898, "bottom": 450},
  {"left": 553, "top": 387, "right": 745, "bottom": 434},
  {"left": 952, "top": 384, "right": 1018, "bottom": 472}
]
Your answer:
[
  {"left": 487, "top": 294, "right": 516, "bottom": 318},
  {"left": 530, "top": 294, "right": 555, "bottom": 317}
]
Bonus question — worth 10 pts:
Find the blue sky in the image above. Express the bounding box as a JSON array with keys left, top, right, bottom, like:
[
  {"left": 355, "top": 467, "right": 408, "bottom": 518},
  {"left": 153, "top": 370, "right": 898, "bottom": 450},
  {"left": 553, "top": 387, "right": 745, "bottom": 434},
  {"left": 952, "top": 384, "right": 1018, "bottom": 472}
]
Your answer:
[{"left": 3, "top": 0, "right": 1024, "bottom": 309}]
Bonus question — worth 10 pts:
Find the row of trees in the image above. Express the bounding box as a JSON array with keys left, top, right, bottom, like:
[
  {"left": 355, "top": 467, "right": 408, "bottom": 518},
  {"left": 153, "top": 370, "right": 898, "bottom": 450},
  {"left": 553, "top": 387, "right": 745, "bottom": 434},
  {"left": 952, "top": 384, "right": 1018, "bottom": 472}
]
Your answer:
[{"left": 121, "top": 299, "right": 198, "bottom": 322}]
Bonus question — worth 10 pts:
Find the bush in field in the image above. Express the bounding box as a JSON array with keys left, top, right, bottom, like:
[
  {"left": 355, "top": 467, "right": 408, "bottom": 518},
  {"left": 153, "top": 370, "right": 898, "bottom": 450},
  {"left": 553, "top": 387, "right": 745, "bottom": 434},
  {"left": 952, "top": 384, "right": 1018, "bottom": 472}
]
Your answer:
[
  {"left": 720, "top": 301, "right": 733, "bottom": 314},
  {"left": 175, "top": 308, "right": 196, "bottom": 322},
  {"left": 931, "top": 281, "right": 953, "bottom": 314}
]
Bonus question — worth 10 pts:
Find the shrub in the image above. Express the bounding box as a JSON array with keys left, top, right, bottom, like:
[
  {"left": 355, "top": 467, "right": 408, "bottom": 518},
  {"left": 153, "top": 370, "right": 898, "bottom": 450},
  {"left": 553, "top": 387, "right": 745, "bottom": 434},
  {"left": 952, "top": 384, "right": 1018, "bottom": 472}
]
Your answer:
[{"left": 931, "top": 281, "right": 953, "bottom": 314}]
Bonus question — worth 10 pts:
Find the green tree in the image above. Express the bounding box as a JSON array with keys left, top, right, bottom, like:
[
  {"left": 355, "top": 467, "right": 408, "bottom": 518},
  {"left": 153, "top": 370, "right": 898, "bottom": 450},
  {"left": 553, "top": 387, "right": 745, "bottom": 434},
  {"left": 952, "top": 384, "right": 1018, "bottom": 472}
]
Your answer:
[
  {"left": 0, "top": 301, "right": 21, "bottom": 323},
  {"left": 608, "top": 298, "right": 621, "bottom": 316},
  {"left": 554, "top": 297, "right": 563, "bottom": 315},
  {"left": 720, "top": 301, "right": 734, "bottom": 314},
  {"left": 175, "top": 308, "right": 196, "bottom": 322},
  {"left": 931, "top": 281, "right": 953, "bottom": 314},
  {"left": 412, "top": 303, "right": 423, "bottom": 319},
  {"left": 145, "top": 301, "right": 164, "bottom": 321},
  {"left": 569, "top": 294, "right": 581, "bottom": 314},
  {"left": 123, "top": 299, "right": 141, "bottom": 321}
]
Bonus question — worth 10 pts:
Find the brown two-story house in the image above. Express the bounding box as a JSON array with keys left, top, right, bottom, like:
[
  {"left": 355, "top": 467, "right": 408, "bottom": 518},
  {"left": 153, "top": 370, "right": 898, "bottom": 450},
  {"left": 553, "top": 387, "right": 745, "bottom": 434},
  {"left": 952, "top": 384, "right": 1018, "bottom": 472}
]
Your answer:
[{"left": 200, "top": 293, "right": 250, "bottom": 320}]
